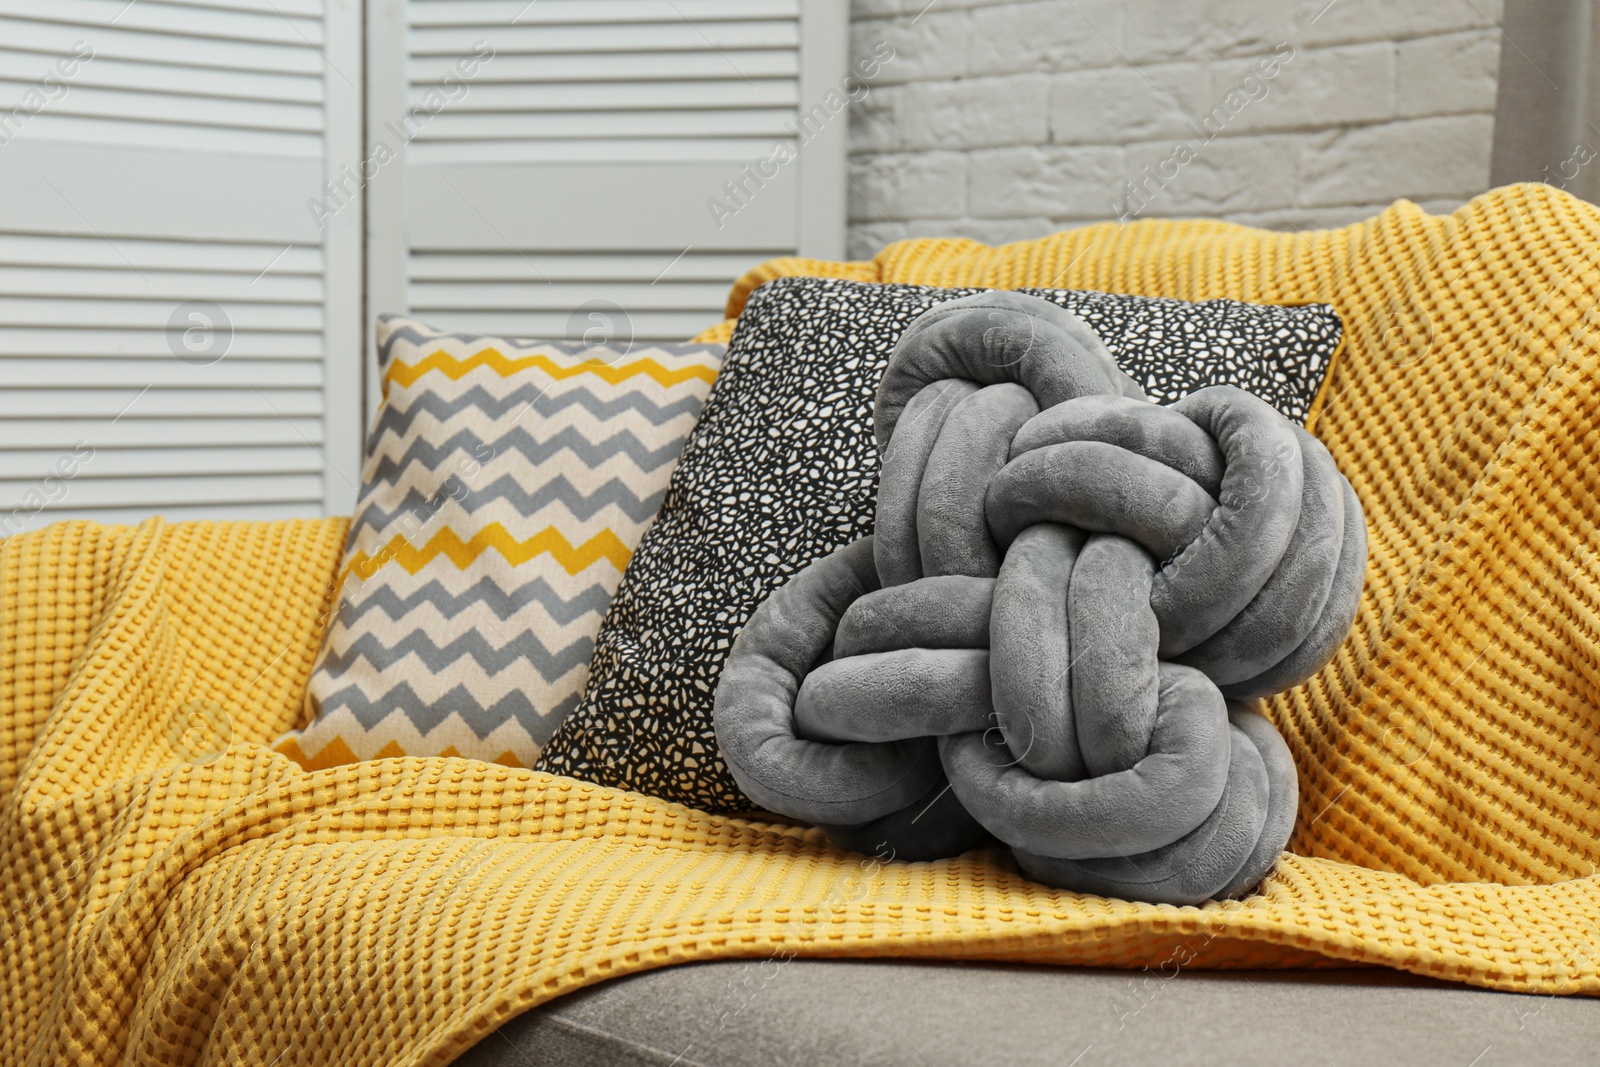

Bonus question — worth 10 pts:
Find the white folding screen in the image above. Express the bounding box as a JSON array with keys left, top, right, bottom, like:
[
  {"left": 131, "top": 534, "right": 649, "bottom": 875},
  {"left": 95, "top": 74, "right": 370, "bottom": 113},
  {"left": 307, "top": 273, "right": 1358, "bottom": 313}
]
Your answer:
[
  {"left": 0, "top": 0, "right": 363, "bottom": 526},
  {"left": 0, "top": 0, "right": 847, "bottom": 524},
  {"left": 365, "top": 0, "right": 848, "bottom": 417}
]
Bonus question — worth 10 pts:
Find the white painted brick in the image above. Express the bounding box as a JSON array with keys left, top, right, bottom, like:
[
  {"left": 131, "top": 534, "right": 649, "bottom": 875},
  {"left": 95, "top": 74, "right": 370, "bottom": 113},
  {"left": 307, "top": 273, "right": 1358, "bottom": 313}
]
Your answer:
[
  {"left": 1300, "top": 115, "right": 1495, "bottom": 206},
  {"left": 969, "top": 144, "right": 1126, "bottom": 219},
  {"left": 845, "top": 0, "right": 1501, "bottom": 244},
  {"left": 900, "top": 74, "right": 1050, "bottom": 149},
  {"left": 851, "top": 0, "right": 903, "bottom": 18},
  {"left": 939, "top": 215, "right": 1064, "bottom": 245},
  {"left": 848, "top": 221, "right": 921, "bottom": 260},
  {"left": 848, "top": 82, "right": 904, "bottom": 153},
  {"left": 1050, "top": 63, "right": 1211, "bottom": 145},
  {"left": 848, "top": 151, "right": 967, "bottom": 220},
  {"left": 849, "top": 214, "right": 1061, "bottom": 259},
  {"left": 1121, "top": 134, "right": 1300, "bottom": 219},
  {"left": 1397, "top": 30, "right": 1500, "bottom": 118},
  {"left": 852, "top": 13, "right": 968, "bottom": 85},
  {"left": 968, "top": 0, "right": 1126, "bottom": 75},
  {"left": 879, "top": 0, "right": 1015, "bottom": 10},
  {"left": 1124, "top": 0, "right": 1296, "bottom": 63},
  {"left": 1216, "top": 43, "right": 1394, "bottom": 133},
  {"left": 1296, "top": 0, "right": 1501, "bottom": 47}
]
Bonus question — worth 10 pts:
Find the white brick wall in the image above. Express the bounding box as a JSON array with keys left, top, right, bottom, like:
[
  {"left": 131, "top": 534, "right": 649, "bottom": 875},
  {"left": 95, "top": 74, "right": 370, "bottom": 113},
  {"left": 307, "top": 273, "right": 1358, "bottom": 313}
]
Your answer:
[{"left": 846, "top": 0, "right": 1503, "bottom": 259}]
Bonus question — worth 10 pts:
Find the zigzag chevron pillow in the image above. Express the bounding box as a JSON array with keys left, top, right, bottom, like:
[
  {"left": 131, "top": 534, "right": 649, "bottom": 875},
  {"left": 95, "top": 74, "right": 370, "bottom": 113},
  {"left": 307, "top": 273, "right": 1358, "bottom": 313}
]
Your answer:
[{"left": 273, "top": 315, "right": 722, "bottom": 770}]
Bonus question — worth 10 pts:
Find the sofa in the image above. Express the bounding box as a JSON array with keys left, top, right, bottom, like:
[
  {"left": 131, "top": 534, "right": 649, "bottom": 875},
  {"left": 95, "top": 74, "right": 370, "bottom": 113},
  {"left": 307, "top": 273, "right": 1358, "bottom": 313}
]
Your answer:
[{"left": 3, "top": 184, "right": 1599, "bottom": 1066}]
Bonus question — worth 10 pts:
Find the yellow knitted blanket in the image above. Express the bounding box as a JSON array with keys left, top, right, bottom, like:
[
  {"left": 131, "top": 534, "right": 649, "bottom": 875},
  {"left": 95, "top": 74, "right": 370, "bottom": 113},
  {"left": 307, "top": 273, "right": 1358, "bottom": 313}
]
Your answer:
[{"left": 4, "top": 185, "right": 1599, "bottom": 1067}]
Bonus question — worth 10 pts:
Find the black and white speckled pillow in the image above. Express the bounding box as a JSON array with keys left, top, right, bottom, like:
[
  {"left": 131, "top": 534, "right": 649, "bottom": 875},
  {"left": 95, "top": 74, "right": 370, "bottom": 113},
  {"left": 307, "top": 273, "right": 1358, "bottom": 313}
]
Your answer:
[{"left": 534, "top": 276, "right": 1344, "bottom": 813}]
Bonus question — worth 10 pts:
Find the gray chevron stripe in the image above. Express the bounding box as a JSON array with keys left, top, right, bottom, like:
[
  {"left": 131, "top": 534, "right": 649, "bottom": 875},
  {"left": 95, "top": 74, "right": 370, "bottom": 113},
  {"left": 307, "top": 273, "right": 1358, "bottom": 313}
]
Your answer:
[
  {"left": 364, "top": 425, "right": 688, "bottom": 493},
  {"left": 323, "top": 628, "right": 593, "bottom": 682},
  {"left": 366, "top": 425, "right": 691, "bottom": 488},
  {"left": 333, "top": 574, "right": 615, "bottom": 628},
  {"left": 376, "top": 315, "right": 719, "bottom": 368},
  {"left": 368, "top": 384, "right": 707, "bottom": 441},
  {"left": 350, "top": 474, "right": 666, "bottom": 541},
  {"left": 318, "top": 679, "right": 580, "bottom": 745}
]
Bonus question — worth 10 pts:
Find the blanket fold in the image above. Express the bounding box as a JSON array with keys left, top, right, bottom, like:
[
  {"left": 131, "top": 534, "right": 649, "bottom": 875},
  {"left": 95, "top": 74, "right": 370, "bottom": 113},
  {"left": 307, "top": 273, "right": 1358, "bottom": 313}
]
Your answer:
[{"left": 6, "top": 185, "right": 1600, "bottom": 1067}]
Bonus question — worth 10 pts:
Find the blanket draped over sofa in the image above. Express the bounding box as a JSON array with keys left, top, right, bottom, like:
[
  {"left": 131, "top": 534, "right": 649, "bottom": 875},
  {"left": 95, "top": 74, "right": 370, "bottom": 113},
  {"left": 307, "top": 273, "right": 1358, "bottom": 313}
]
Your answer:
[{"left": 4, "top": 184, "right": 1600, "bottom": 1067}]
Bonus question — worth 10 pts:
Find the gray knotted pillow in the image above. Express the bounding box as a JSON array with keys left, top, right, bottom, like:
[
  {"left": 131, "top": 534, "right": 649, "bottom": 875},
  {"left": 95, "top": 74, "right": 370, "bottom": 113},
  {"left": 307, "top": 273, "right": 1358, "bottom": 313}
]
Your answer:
[{"left": 713, "top": 291, "right": 1368, "bottom": 905}]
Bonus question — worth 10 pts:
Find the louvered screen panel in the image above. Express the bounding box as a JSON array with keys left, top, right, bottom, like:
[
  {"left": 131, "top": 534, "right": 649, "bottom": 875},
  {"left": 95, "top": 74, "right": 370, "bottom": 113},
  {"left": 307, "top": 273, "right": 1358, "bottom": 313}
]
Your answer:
[
  {"left": 0, "top": 0, "right": 362, "bottom": 527},
  {"left": 407, "top": 250, "right": 770, "bottom": 340},
  {"left": 367, "top": 0, "right": 845, "bottom": 362}
]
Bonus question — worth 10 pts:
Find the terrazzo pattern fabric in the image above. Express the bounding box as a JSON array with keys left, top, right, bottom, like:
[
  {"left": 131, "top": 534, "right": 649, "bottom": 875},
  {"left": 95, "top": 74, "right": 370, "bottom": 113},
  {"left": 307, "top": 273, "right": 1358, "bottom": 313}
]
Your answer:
[{"left": 536, "top": 277, "right": 1342, "bottom": 812}]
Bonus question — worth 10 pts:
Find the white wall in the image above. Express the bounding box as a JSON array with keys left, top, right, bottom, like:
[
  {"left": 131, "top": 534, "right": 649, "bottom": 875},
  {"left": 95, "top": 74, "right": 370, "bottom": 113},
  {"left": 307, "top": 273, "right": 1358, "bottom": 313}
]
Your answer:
[{"left": 846, "top": 0, "right": 1504, "bottom": 259}]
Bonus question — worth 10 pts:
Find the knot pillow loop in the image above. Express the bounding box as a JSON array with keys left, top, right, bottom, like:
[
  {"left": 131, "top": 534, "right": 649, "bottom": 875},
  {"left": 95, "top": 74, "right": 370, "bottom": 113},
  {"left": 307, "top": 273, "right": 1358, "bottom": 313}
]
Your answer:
[{"left": 714, "top": 292, "right": 1367, "bottom": 905}]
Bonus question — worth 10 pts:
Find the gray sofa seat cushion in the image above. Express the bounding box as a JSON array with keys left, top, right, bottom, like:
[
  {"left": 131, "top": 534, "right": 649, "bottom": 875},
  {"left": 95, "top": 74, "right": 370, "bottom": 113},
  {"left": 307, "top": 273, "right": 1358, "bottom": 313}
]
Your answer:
[{"left": 451, "top": 958, "right": 1600, "bottom": 1067}]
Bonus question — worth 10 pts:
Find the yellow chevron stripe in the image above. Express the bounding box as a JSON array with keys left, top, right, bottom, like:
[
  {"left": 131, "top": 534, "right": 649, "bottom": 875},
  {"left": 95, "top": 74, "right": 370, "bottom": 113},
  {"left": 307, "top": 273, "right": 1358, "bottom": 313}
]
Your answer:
[
  {"left": 342, "top": 523, "right": 631, "bottom": 585},
  {"left": 384, "top": 348, "right": 718, "bottom": 393}
]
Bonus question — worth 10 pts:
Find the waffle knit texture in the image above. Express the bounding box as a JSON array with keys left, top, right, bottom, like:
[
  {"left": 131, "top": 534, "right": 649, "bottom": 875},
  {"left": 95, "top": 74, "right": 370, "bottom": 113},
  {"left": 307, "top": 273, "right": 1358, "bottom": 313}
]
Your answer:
[
  {"left": 3, "top": 185, "right": 1599, "bottom": 1067},
  {"left": 274, "top": 316, "right": 722, "bottom": 771}
]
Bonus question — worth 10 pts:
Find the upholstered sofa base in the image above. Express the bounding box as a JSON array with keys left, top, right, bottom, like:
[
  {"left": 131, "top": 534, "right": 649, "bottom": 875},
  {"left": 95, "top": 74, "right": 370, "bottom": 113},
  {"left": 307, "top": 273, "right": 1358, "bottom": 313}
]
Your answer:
[{"left": 455, "top": 959, "right": 1600, "bottom": 1067}]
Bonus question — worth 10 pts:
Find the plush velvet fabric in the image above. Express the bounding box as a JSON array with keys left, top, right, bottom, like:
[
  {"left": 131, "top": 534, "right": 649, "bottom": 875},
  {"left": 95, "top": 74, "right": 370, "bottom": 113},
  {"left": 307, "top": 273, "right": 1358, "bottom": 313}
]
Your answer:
[{"left": 714, "top": 292, "right": 1367, "bottom": 904}]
